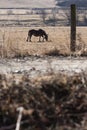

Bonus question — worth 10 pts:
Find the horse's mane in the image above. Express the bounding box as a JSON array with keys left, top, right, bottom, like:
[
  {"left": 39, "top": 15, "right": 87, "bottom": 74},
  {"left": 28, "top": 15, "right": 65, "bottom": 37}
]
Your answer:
[{"left": 38, "top": 29, "right": 47, "bottom": 36}]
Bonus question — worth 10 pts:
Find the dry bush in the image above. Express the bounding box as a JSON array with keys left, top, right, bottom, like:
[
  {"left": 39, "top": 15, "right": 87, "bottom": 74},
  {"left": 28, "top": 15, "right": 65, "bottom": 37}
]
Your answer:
[
  {"left": 74, "top": 33, "right": 87, "bottom": 56},
  {"left": 44, "top": 47, "right": 69, "bottom": 56},
  {"left": 44, "top": 48, "right": 60, "bottom": 56},
  {"left": 0, "top": 73, "right": 87, "bottom": 130}
]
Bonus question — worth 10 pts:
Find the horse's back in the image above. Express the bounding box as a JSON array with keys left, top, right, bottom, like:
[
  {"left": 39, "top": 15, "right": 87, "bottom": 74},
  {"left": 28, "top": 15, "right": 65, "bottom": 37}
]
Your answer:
[
  {"left": 29, "top": 29, "right": 45, "bottom": 33},
  {"left": 39, "top": 29, "right": 45, "bottom": 32},
  {"left": 28, "top": 29, "right": 47, "bottom": 37},
  {"left": 28, "top": 29, "right": 36, "bottom": 34}
]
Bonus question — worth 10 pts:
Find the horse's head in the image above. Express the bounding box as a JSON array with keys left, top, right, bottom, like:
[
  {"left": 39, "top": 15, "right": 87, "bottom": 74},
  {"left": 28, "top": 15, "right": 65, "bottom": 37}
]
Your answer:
[{"left": 45, "top": 34, "right": 48, "bottom": 41}]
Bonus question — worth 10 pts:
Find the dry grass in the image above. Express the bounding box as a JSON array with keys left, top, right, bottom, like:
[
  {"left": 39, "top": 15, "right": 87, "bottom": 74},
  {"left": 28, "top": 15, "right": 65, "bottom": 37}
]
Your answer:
[{"left": 0, "top": 26, "right": 87, "bottom": 58}]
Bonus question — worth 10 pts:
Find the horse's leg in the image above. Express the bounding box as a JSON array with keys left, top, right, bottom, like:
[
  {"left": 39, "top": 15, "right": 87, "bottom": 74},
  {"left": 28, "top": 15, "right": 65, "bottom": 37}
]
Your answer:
[
  {"left": 42, "top": 36, "right": 44, "bottom": 42},
  {"left": 39, "top": 36, "right": 41, "bottom": 42},
  {"left": 29, "top": 35, "right": 32, "bottom": 42},
  {"left": 28, "top": 35, "right": 32, "bottom": 42},
  {"left": 26, "top": 34, "right": 31, "bottom": 42},
  {"left": 26, "top": 35, "right": 32, "bottom": 42},
  {"left": 26, "top": 35, "right": 29, "bottom": 42}
]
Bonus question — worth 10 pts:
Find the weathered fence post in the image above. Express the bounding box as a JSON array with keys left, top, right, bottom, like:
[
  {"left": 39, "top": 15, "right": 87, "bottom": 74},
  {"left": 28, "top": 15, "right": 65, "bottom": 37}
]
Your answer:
[{"left": 70, "top": 4, "right": 76, "bottom": 52}]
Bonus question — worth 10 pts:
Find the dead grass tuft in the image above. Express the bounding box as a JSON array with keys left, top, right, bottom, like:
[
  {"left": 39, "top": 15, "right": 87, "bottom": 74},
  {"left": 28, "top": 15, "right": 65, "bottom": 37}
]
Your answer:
[{"left": 44, "top": 47, "right": 70, "bottom": 56}]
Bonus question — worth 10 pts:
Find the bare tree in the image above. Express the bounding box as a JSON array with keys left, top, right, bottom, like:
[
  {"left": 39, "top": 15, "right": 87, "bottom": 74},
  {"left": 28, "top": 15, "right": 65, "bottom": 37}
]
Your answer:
[
  {"left": 40, "top": 9, "right": 47, "bottom": 23},
  {"left": 51, "top": 9, "right": 57, "bottom": 26}
]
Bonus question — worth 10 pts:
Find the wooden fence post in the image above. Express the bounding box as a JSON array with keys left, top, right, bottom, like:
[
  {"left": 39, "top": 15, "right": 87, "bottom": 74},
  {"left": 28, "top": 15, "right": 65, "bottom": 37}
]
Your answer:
[{"left": 70, "top": 4, "right": 76, "bottom": 52}]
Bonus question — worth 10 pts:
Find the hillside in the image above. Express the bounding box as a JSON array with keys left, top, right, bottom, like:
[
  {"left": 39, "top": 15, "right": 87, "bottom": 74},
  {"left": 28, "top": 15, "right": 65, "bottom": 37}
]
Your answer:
[
  {"left": 56, "top": 0, "right": 87, "bottom": 7},
  {"left": 0, "top": 0, "right": 56, "bottom": 8}
]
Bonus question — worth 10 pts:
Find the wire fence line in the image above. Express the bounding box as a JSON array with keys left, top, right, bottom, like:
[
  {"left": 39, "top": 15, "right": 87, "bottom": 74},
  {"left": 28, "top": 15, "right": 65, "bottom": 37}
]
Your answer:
[{"left": 0, "top": 7, "right": 87, "bottom": 27}]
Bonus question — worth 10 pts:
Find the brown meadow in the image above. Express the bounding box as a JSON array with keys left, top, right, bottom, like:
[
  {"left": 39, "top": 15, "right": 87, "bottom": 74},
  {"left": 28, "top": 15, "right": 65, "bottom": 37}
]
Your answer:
[{"left": 0, "top": 26, "right": 87, "bottom": 58}]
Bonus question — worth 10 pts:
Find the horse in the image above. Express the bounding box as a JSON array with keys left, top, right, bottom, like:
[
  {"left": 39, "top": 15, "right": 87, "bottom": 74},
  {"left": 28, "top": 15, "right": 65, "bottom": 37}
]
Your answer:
[{"left": 26, "top": 29, "right": 48, "bottom": 42}]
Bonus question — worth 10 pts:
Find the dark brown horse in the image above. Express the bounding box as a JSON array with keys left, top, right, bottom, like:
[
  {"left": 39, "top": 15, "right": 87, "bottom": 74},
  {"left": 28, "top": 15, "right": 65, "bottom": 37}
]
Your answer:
[{"left": 26, "top": 29, "right": 48, "bottom": 42}]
